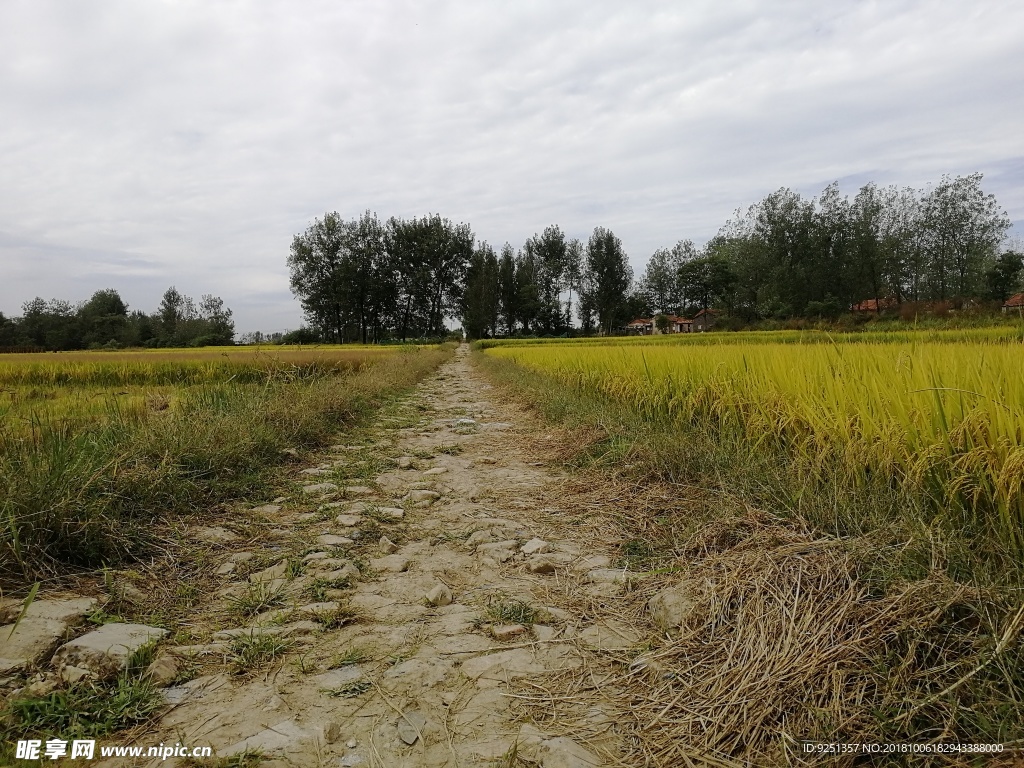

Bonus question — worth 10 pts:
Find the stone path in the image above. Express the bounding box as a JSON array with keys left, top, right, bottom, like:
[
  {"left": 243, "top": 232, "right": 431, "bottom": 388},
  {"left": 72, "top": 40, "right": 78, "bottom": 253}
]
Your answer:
[{"left": 9, "top": 345, "right": 668, "bottom": 767}]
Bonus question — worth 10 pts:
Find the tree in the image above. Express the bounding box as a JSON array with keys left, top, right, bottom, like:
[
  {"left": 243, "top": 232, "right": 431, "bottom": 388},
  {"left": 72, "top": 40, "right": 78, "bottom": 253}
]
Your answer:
[
  {"left": 344, "top": 211, "right": 392, "bottom": 343},
  {"left": 0, "top": 311, "right": 17, "bottom": 346},
  {"left": 496, "top": 243, "right": 518, "bottom": 335},
  {"left": 199, "top": 294, "right": 235, "bottom": 344},
  {"left": 581, "top": 227, "right": 632, "bottom": 335},
  {"left": 639, "top": 240, "right": 696, "bottom": 315},
  {"left": 678, "top": 254, "right": 737, "bottom": 317},
  {"left": 385, "top": 214, "right": 474, "bottom": 339},
  {"left": 811, "top": 182, "right": 855, "bottom": 309},
  {"left": 80, "top": 289, "right": 129, "bottom": 347},
  {"left": 287, "top": 213, "right": 350, "bottom": 342},
  {"left": 158, "top": 286, "right": 187, "bottom": 342},
  {"left": 922, "top": 173, "right": 1010, "bottom": 300},
  {"left": 528, "top": 225, "right": 567, "bottom": 334},
  {"left": 563, "top": 238, "right": 583, "bottom": 329},
  {"left": 461, "top": 242, "right": 499, "bottom": 339},
  {"left": 986, "top": 251, "right": 1023, "bottom": 302},
  {"left": 514, "top": 246, "right": 542, "bottom": 333}
]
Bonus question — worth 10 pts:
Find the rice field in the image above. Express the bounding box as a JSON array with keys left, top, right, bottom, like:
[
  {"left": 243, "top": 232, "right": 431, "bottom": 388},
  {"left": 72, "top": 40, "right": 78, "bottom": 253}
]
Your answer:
[
  {"left": 0, "top": 345, "right": 400, "bottom": 437},
  {"left": 483, "top": 330, "right": 1024, "bottom": 561},
  {"left": 0, "top": 343, "right": 448, "bottom": 578}
]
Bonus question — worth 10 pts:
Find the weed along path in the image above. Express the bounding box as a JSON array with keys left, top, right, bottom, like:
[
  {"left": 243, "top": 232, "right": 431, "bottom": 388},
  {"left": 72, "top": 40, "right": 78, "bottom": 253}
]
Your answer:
[{"left": 111, "top": 345, "right": 636, "bottom": 767}]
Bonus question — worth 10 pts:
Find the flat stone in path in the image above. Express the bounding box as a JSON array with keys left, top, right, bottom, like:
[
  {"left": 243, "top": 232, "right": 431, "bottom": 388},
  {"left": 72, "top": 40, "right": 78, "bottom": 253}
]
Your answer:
[
  {"left": 335, "top": 513, "right": 362, "bottom": 526},
  {"left": 578, "top": 621, "right": 642, "bottom": 651},
  {"left": 521, "top": 538, "right": 550, "bottom": 555},
  {"left": 250, "top": 560, "right": 288, "bottom": 584},
  {"left": 250, "top": 504, "right": 282, "bottom": 514},
  {"left": 301, "top": 482, "right": 338, "bottom": 495},
  {"left": 404, "top": 489, "right": 440, "bottom": 504},
  {"left": 574, "top": 555, "right": 612, "bottom": 571},
  {"left": 0, "top": 596, "right": 97, "bottom": 625},
  {"left": 0, "top": 593, "right": 96, "bottom": 671},
  {"left": 344, "top": 485, "right": 375, "bottom": 496},
  {"left": 370, "top": 555, "right": 410, "bottom": 573},
  {"left": 648, "top": 581, "right": 700, "bottom": 632},
  {"left": 465, "top": 530, "right": 495, "bottom": 548},
  {"left": 526, "top": 556, "right": 557, "bottom": 574},
  {"left": 317, "top": 534, "right": 354, "bottom": 547},
  {"left": 585, "top": 568, "right": 632, "bottom": 585},
  {"left": 397, "top": 710, "right": 428, "bottom": 745},
  {"left": 425, "top": 584, "right": 453, "bottom": 606},
  {"left": 194, "top": 526, "right": 239, "bottom": 543},
  {"left": 491, "top": 624, "right": 528, "bottom": 641},
  {"left": 52, "top": 623, "right": 169, "bottom": 682},
  {"left": 219, "top": 720, "right": 313, "bottom": 758},
  {"left": 0, "top": 618, "right": 71, "bottom": 674},
  {"left": 212, "top": 622, "right": 319, "bottom": 641},
  {"left": 517, "top": 725, "right": 602, "bottom": 768}
]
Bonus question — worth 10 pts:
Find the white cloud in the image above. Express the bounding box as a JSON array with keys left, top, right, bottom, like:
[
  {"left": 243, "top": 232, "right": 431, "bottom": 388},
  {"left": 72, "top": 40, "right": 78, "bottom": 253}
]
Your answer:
[{"left": 2, "top": 0, "right": 1022, "bottom": 331}]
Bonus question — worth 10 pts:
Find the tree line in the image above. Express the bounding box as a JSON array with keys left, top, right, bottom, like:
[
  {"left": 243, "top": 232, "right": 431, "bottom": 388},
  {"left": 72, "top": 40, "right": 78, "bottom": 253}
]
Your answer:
[
  {"left": 0, "top": 287, "right": 235, "bottom": 351},
  {"left": 291, "top": 173, "right": 1018, "bottom": 342},
  {"left": 288, "top": 211, "right": 649, "bottom": 341},
  {"left": 288, "top": 212, "right": 638, "bottom": 341},
  {"left": 639, "top": 172, "right": 1018, "bottom": 322}
]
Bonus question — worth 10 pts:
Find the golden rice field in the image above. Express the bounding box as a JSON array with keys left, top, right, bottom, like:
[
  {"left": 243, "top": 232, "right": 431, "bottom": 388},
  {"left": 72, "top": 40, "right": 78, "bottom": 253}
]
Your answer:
[
  {"left": 0, "top": 345, "right": 400, "bottom": 436},
  {"left": 484, "top": 331, "right": 1024, "bottom": 557}
]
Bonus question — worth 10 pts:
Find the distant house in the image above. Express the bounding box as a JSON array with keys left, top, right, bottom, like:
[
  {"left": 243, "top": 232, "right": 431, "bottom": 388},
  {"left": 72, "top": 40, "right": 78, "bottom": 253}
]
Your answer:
[
  {"left": 627, "top": 315, "right": 696, "bottom": 334},
  {"left": 1002, "top": 293, "right": 1024, "bottom": 313},
  {"left": 661, "top": 314, "right": 693, "bottom": 334},
  {"left": 692, "top": 308, "right": 719, "bottom": 332},
  {"left": 850, "top": 298, "right": 897, "bottom": 313},
  {"left": 626, "top": 318, "right": 654, "bottom": 335}
]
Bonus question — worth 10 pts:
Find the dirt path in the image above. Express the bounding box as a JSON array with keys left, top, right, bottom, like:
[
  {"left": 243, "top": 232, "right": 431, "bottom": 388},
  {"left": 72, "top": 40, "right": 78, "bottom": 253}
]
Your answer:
[{"left": 119, "top": 345, "right": 640, "bottom": 767}]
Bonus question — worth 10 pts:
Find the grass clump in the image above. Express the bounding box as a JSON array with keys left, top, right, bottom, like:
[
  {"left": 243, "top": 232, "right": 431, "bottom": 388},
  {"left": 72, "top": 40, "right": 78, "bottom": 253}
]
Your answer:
[
  {"left": 321, "top": 680, "right": 371, "bottom": 698},
  {"left": 225, "top": 582, "right": 285, "bottom": 619},
  {"left": 486, "top": 597, "right": 536, "bottom": 625},
  {"left": 310, "top": 604, "right": 359, "bottom": 630},
  {"left": 229, "top": 634, "right": 293, "bottom": 674},
  {"left": 329, "top": 647, "right": 368, "bottom": 668},
  {"left": 181, "top": 749, "right": 264, "bottom": 767},
  {"left": 304, "top": 576, "right": 352, "bottom": 602}
]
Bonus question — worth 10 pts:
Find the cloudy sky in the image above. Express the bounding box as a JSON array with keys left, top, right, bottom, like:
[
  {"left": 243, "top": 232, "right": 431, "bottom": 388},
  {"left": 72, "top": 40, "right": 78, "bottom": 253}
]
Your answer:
[{"left": 2, "top": 1, "right": 1022, "bottom": 333}]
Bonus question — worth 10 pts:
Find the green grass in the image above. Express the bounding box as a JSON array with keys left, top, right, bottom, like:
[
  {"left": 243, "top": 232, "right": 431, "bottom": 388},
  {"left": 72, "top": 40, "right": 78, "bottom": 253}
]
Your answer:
[
  {"left": 309, "top": 604, "right": 359, "bottom": 629},
  {"left": 225, "top": 582, "right": 285, "bottom": 618},
  {"left": 304, "top": 576, "right": 353, "bottom": 601},
  {"left": 329, "top": 647, "right": 368, "bottom": 668},
  {"left": 486, "top": 597, "right": 536, "bottom": 625},
  {"left": 321, "top": 680, "right": 371, "bottom": 698},
  {"left": 229, "top": 634, "right": 293, "bottom": 674},
  {"left": 180, "top": 751, "right": 264, "bottom": 768},
  {"left": 0, "top": 643, "right": 164, "bottom": 757}
]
